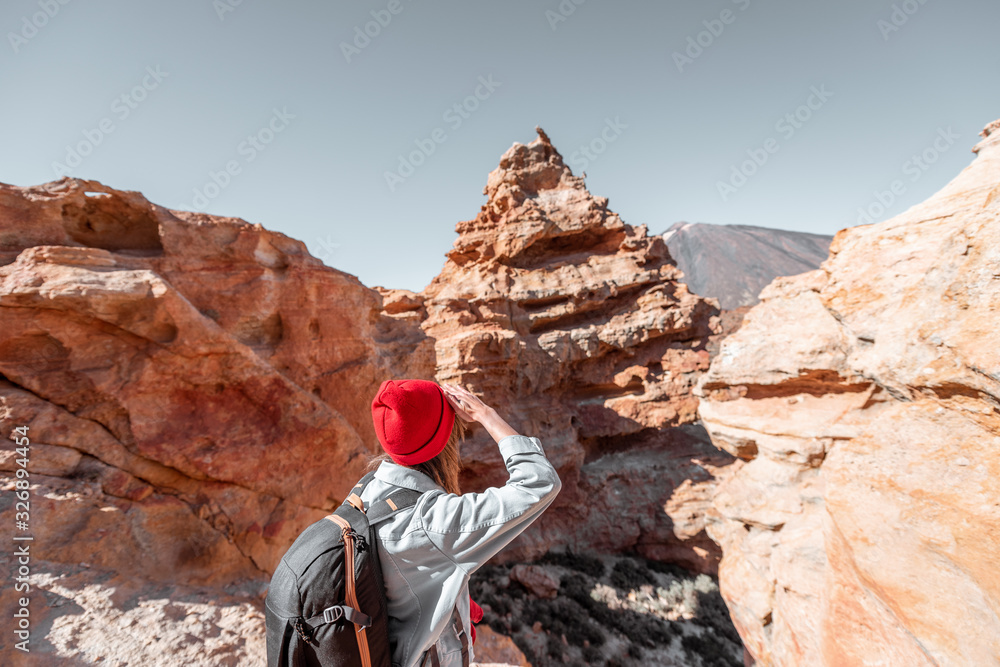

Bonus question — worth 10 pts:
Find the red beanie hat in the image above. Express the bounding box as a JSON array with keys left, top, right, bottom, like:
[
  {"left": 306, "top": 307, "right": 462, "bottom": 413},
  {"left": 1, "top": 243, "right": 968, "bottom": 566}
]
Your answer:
[{"left": 371, "top": 379, "right": 456, "bottom": 466}]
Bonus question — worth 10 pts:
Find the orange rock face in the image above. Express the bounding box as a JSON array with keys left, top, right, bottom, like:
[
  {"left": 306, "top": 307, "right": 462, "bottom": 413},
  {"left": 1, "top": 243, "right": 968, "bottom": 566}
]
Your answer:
[
  {"left": 697, "top": 120, "right": 1000, "bottom": 665},
  {"left": 0, "top": 179, "right": 406, "bottom": 569},
  {"left": 385, "top": 128, "right": 730, "bottom": 568},
  {"left": 0, "top": 179, "right": 408, "bottom": 661},
  {"left": 0, "top": 129, "right": 732, "bottom": 662},
  {"left": 471, "top": 624, "right": 532, "bottom": 667}
]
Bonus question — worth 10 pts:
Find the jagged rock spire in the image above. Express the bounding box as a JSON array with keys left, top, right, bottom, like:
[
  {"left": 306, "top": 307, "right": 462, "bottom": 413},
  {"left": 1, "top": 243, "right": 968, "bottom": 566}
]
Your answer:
[{"left": 441, "top": 129, "right": 638, "bottom": 270}]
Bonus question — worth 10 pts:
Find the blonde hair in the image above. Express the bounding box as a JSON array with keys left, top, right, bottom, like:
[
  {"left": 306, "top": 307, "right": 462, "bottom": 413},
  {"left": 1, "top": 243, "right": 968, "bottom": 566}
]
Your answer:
[{"left": 367, "top": 417, "right": 467, "bottom": 495}]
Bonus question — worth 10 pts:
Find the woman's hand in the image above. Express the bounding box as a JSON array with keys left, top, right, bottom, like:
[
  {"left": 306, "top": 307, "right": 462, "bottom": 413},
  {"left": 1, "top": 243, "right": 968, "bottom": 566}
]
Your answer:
[
  {"left": 440, "top": 383, "right": 488, "bottom": 423},
  {"left": 440, "top": 383, "right": 519, "bottom": 443}
]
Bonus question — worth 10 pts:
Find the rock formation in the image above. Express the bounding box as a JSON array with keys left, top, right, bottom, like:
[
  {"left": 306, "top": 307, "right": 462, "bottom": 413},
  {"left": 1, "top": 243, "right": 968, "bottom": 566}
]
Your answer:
[
  {"left": 471, "top": 625, "right": 532, "bottom": 667},
  {"left": 0, "top": 128, "right": 734, "bottom": 662},
  {"left": 697, "top": 119, "right": 1000, "bottom": 665},
  {"left": 0, "top": 177, "right": 418, "bottom": 662},
  {"left": 662, "top": 222, "right": 832, "bottom": 310},
  {"left": 379, "top": 127, "right": 731, "bottom": 569}
]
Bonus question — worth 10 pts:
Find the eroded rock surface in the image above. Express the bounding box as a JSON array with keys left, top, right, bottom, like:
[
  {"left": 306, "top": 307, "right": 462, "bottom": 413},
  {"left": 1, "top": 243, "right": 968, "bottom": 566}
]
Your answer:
[
  {"left": 0, "top": 178, "right": 407, "bottom": 662},
  {"left": 382, "top": 128, "right": 730, "bottom": 569},
  {"left": 697, "top": 120, "right": 1000, "bottom": 665},
  {"left": 0, "top": 129, "right": 735, "bottom": 663}
]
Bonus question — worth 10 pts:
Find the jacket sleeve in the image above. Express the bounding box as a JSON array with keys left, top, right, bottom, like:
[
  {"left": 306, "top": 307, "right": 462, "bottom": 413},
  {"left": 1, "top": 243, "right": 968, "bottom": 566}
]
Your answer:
[{"left": 416, "top": 434, "right": 563, "bottom": 573}]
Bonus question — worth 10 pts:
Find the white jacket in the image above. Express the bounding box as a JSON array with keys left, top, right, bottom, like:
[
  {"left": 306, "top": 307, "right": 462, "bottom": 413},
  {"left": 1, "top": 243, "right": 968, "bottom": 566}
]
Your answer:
[{"left": 358, "top": 434, "right": 562, "bottom": 667}]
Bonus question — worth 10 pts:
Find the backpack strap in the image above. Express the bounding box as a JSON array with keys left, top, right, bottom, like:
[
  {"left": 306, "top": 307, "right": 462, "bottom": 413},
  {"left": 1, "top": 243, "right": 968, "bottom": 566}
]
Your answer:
[
  {"left": 451, "top": 604, "right": 470, "bottom": 667},
  {"left": 302, "top": 604, "right": 372, "bottom": 630},
  {"left": 367, "top": 487, "right": 423, "bottom": 524},
  {"left": 342, "top": 471, "right": 425, "bottom": 525},
  {"left": 420, "top": 646, "right": 440, "bottom": 667},
  {"left": 418, "top": 606, "right": 469, "bottom": 667},
  {"left": 343, "top": 471, "right": 378, "bottom": 513}
]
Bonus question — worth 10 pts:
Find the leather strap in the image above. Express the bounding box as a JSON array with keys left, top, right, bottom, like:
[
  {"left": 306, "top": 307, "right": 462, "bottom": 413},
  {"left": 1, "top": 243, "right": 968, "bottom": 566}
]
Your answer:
[
  {"left": 342, "top": 473, "right": 423, "bottom": 525},
  {"left": 368, "top": 488, "right": 423, "bottom": 524},
  {"left": 452, "top": 605, "right": 470, "bottom": 667},
  {"left": 420, "top": 645, "right": 440, "bottom": 667},
  {"left": 419, "top": 606, "right": 469, "bottom": 667}
]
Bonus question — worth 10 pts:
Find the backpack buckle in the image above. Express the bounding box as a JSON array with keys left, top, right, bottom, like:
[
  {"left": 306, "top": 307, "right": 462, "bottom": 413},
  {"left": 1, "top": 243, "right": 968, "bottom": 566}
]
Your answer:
[{"left": 323, "top": 606, "right": 344, "bottom": 624}]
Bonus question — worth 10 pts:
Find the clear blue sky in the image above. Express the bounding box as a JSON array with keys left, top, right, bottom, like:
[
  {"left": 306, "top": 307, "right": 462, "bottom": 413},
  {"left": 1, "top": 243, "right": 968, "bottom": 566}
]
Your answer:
[{"left": 2, "top": 0, "right": 997, "bottom": 292}]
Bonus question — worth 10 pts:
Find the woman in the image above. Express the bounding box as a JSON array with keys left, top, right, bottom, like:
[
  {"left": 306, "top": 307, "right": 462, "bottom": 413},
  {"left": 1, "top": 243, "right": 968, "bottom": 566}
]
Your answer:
[{"left": 363, "top": 378, "right": 562, "bottom": 667}]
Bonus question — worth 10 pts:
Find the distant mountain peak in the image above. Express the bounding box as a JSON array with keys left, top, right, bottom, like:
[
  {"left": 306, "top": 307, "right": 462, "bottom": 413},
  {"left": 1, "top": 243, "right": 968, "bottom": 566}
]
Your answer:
[{"left": 662, "top": 222, "right": 833, "bottom": 309}]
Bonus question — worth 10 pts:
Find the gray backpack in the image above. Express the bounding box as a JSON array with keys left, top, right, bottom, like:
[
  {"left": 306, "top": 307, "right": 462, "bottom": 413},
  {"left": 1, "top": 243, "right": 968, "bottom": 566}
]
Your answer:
[{"left": 264, "top": 472, "right": 421, "bottom": 667}]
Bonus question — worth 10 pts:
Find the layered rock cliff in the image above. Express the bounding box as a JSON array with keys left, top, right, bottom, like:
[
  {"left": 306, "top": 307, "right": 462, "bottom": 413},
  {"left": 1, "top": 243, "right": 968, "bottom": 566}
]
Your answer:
[
  {"left": 0, "top": 128, "right": 734, "bottom": 663},
  {"left": 0, "top": 178, "right": 413, "bottom": 662},
  {"left": 379, "top": 128, "right": 729, "bottom": 569},
  {"left": 0, "top": 178, "right": 407, "bottom": 574},
  {"left": 697, "top": 119, "right": 1000, "bottom": 665}
]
